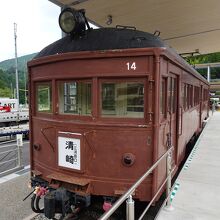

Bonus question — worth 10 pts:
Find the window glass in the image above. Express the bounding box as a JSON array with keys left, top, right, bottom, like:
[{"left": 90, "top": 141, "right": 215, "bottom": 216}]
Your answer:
[
  {"left": 194, "top": 86, "right": 200, "bottom": 106},
  {"left": 36, "top": 83, "right": 52, "bottom": 113},
  {"left": 160, "top": 78, "right": 166, "bottom": 116},
  {"left": 168, "top": 78, "right": 172, "bottom": 112},
  {"left": 101, "top": 81, "right": 144, "bottom": 118},
  {"left": 171, "top": 78, "right": 176, "bottom": 113},
  {"left": 188, "top": 85, "right": 193, "bottom": 108},
  {"left": 184, "top": 84, "right": 187, "bottom": 110},
  {"left": 182, "top": 83, "right": 185, "bottom": 109},
  {"left": 187, "top": 84, "right": 190, "bottom": 109},
  {"left": 59, "top": 81, "right": 91, "bottom": 115},
  {"left": 203, "top": 89, "right": 207, "bottom": 101},
  {"left": 168, "top": 77, "right": 176, "bottom": 113}
]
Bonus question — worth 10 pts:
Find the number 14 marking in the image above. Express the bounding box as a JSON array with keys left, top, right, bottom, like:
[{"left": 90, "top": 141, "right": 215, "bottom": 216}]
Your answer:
[{"left": 126, "top": 62, "right": 136, "bottom": 70}]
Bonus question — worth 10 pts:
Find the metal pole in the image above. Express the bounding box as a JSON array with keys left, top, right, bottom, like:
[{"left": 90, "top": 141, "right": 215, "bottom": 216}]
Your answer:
[
  {"left": 126, "top": 195, "right": 135, "bottom": 220},
  {"left": 207, "top": 65, "right": 211, "bottom": 82},
  {"left": 16, "top": 134, "right": 23, "bottom": 168},
  {"left": 14, "top": 23, "right": 20, "bottom": 125},
  {"left": 14, "top": 23, "right": 19, "bottom": 105},
  {"left": 24, "top": 67, "right": 27, "bottom": 106}
]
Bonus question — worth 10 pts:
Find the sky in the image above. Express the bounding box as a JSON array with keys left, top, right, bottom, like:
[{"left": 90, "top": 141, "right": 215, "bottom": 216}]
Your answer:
[{"left": 0, "top": 0, "right": 61, "bottom": 62}]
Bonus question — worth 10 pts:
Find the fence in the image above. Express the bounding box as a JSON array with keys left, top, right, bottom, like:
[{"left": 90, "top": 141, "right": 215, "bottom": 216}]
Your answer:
[{"left": 0, "top": 134, "right": 24, "bottom": 177}]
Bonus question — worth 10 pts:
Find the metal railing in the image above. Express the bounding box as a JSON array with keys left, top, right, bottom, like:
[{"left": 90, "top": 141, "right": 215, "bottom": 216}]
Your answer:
[
  {"left": 0, "top": 134, "right": 24, "bottom": 177},
  {"left": 99, "top": 146, "right": 174, "bottom": 220}
]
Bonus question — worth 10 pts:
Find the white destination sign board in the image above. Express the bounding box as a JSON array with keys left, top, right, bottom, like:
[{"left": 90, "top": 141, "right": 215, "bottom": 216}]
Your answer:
[{"left": 58, "top": 136, "right": 81, "bottom": 170}]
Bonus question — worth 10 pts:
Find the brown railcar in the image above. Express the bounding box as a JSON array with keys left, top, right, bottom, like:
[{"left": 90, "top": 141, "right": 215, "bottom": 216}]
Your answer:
[{"left": 28, "top": 22, "right": 209, "bottom": 217}]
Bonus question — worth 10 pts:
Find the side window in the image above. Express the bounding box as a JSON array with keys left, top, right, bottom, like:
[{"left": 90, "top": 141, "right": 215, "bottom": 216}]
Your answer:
[
  {"left": 203, "top": 88, "right": 207, "bottom": 101},
  {"left": 187, "top": 84, "right": 191, "bottom": 109},
  {"left": 168, "top": 77, "right": 177, "bottom": 113},
  {"left": 183, "top": 83, "right": 187, "bottom": 110},
  {"left": 168, "top": 78, "right": 171, "bottom": 112},
  {"left": 182, "top": 83, "right": 185, "bottom": 110},
  {"left": 194, "top": 86, "right": 196, "bottom": 106},
  {"left": 194, "top": 86, "right": 200, "bottom": 106},
  {"left": 160, "top": 77, "right": 167, "bottom": 117},
  {"left": 59, "top": 81, "right": 92, "bottom": 115},
  {"left": 191, "top": 85, "right": 193, "bottom": 107},
  {"left": 101, "top": 81, "right": 144, "bottom": 118},
  {"left": 172, "top": 78, "right": 177, "bottom": 113},
  {"left": 36, "top": 83, "right": 52, "bottom": 113}
]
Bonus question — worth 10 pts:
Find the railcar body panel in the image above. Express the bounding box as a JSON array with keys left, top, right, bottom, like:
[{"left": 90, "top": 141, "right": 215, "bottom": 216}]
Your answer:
[
  {"left": 29, "top": 50, "right": 157, "bottom": 201},
  {"left": 28, "top": 28, "right": 209, "bottom": 204}
]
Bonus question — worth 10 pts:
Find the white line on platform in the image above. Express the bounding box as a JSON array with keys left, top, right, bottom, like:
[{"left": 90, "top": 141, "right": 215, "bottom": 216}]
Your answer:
[
  {"left": 0, "top": 173, "right": 20, "bottom": 183},
  {"left": 0, "top": 164, "right": 30, "bottom": 183},
  {"left": 24, "top": 165, "right": 30, "bottom": 169}
]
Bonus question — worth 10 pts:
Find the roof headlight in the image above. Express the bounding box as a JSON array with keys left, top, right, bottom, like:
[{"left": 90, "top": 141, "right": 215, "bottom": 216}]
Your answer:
[{"left": 59, "top": 8, "right": 89, "bottom": 36}]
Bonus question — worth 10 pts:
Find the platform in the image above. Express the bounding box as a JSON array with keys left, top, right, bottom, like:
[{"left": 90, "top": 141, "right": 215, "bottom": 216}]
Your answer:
[
  {"left": 0, "top": 168, "right": 34, "bottom": 220},
  {"left": 157, "top": 111, "right": 220, "bottom": 220}
]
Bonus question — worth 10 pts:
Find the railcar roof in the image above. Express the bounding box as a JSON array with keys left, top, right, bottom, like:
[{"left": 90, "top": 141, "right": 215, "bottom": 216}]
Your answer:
[
  {"left": 33, "top": 27, "right": 208, "bottom": 85},
  {"left": 35, "top": 28, "right": 167, "bottom": 58}
]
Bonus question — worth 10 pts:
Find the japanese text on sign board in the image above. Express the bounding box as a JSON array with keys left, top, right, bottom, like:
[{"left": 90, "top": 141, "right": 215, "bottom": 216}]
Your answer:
[{"left": 65, "top": 141, "right": 78, "bottom": 164}]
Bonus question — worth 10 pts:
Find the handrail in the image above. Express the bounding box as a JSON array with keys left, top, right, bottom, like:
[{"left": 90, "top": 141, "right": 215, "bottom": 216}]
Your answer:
[
  {"left": 99, "top": 146, "right": 173, "bottom": 220},
  {"left": 138, "top": 166, "right": 175, "bottom": 220}
]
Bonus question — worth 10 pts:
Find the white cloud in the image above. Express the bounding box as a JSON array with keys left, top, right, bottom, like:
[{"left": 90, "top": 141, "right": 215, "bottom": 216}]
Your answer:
[{"left": 0, "top": 0, "right": 61, "bottom": 61}]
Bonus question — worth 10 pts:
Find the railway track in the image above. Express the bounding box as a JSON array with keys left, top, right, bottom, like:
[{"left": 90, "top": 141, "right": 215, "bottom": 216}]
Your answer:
[{"left": 26, "top": 197, "right": 164, "bottom": 220}]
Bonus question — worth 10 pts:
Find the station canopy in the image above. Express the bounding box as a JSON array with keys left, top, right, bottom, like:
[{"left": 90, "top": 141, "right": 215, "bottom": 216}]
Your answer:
[{"left": 49, "top": 0, "right": 220, "bottom": 55}]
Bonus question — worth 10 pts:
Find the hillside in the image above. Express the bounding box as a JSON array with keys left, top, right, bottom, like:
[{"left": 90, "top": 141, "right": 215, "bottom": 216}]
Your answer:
[
  {"left": 0, "top": 53, "right": 37, "bottom": 72},
  {"left": 0, "top": 53, "right": 38, "bottom": 103}
]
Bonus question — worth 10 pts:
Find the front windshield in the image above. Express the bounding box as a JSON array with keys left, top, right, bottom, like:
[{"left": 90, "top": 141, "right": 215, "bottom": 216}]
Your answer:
[
  {"left": 36, "top": 83, "right": 52, "bottom": 113},
  {"left": 101, "top": 81, "right": 144, "bottom": 118},
  {"left": 59, "top": 81, "right": 92, "bottom": 115},
  {"left": 36, "top": 79, "right": 145, "bottom": 119}
]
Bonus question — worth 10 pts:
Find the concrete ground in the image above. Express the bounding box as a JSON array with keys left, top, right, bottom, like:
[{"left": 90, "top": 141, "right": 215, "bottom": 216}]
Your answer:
[
  {"left": 0, "top": 172, "right": 34, "bottom": 220},
  {"left": 157, "top": 111, "right": 220, "bottom": 220}
]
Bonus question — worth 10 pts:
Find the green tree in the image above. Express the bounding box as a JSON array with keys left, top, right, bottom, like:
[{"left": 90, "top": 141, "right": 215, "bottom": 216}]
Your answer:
[
  {"left": 0, "top": 87, "right": 12, "bottom": 98},
  {"left": 186, "top": 52, "right": 220, "bottom": 80}
]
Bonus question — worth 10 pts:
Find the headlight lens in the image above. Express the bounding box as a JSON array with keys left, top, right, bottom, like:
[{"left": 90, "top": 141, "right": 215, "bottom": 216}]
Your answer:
[{"left": 59, "top": 10, "right": 76, "bottom": 34}]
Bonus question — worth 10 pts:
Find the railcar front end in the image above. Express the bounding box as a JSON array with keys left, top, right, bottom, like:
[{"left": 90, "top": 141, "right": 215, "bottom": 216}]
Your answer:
[{"left": 28, "top": 48, "right": 159, "bottom": 217}]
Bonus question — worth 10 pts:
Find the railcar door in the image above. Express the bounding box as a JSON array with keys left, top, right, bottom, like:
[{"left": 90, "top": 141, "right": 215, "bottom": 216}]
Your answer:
[{"left": 168, "top": 74, "right": 178, "bottom": 167}]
